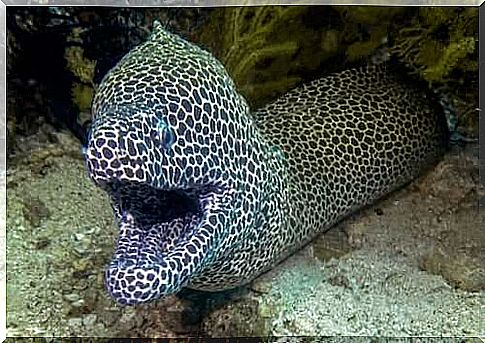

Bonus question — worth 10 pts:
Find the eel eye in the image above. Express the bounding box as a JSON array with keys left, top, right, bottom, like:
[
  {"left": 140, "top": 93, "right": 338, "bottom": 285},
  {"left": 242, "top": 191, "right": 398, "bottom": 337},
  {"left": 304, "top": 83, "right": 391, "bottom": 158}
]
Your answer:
[{"left": 155, "top": 118, "right": 176, "bottom": 151}]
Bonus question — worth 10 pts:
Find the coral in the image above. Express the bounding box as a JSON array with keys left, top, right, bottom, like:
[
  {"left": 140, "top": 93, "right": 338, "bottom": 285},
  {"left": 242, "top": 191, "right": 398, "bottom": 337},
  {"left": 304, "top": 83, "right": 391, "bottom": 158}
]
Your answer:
[
  {"left": 198, "top": 6, "right": 478, "bottom": 136},
  {"left": 423, "top": 37, "right": 475, "bottom": 81},
  {"left": 71, "top": 83, "right": 94, "bottom": 114},
  {"left": 64, "top": 45, "right": 96, "bottom": 86},
  {"left": 393, "top": 8, "right": 477, "bottom": 82},
  {"left": 392, "top": 7, "right": 478, "bottom": 136},
  {"left": 334, "top": 7, "right": 406, "bottom": 61},
  {"left": 198, "top": 7, "right": 343, "bottom": 107},
  {"left": 64, "top": 27, "right": 97, "bottom": 112}
]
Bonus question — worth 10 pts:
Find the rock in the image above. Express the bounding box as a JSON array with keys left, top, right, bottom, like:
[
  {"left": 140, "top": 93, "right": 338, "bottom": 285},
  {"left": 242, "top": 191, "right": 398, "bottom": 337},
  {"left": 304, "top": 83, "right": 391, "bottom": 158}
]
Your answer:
[
  {"left": 63, "top": 293, "right": 81, "bottom": 302},
  {"left": 311, "top": 227, "right": 353, "bottom": 262},
  {"left": 68, "top": 317, "right": 83, "bottom": 328},
  {"left": 202, "top": 298, "right": 266, "bottom": 337},
  {"left": 419, "top": 246, "right": 485, "bottom": 292},
  {"left": 82, "top": 314, "right": 97, "bottom": 327}
]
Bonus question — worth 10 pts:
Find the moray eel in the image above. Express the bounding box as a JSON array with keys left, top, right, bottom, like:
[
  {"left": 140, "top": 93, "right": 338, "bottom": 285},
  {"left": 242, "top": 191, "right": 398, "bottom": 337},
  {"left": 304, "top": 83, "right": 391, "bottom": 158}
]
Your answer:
[{"left": 85, "top": 22, "right": 448, "bottom": 305}]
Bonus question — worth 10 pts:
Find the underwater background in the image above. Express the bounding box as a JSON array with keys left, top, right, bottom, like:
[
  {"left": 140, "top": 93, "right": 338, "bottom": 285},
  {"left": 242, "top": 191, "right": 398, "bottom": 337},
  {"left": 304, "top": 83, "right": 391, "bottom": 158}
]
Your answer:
[{"left": 5, "top": 6, "right": 482, "bottom": 337}]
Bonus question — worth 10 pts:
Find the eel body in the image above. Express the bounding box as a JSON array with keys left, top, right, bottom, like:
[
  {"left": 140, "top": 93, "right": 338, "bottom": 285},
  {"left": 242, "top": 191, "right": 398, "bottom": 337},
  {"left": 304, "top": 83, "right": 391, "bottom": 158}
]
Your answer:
[{"left": 85, "top": 23, "right": 448, "bottom": 305}]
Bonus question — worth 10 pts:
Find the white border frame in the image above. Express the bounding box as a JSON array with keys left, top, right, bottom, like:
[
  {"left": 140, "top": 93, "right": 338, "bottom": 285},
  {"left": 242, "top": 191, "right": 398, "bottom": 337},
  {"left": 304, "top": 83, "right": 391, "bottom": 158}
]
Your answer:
[{"left": 0, "top": 1, "right": 482, "bottom": 341}]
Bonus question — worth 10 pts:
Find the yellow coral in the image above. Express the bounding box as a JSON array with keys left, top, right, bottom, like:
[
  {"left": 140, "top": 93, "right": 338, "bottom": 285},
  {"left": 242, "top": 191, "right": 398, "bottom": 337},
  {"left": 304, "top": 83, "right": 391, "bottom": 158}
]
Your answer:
[
  {"left": 64, "top": 46, "right": 96, "bottom": 85},
  {"left": 197, "top": 6, "right": 477, "bottom": 134},
  {"left": 423, "top": 37, "right": 476, "bottom": 81},
  {"left": 345, "top": 26, "right": 388, "bottom": 61},
  {"left": 335, "top": 6, "right": 405, "bottom": 61},
  {"left": 418, "top": 7, "right": 453, "bottom": 26},
  {"left": 199, "top": 6, "right": 339, "bottom": 107},
  {"left": 393, "top": 7, "right": 477, "bottom": 84},
  {"left": 336, "top": 6, "right": 404, "bottom": 27},
  {"left": 320, "top": 30, "right": 340, "bottom": 55},
  {"left": 64, "top": 27, "right": 96, "bottom": 85},
  {"left": 64, "top": 27, "right": 97, "bottom": 113},
  {"left": 71, "top": 83, "right": 94, "bottom": 113},
  {"left": 391, "top": 7, "right": 478, "bottom": 135}
]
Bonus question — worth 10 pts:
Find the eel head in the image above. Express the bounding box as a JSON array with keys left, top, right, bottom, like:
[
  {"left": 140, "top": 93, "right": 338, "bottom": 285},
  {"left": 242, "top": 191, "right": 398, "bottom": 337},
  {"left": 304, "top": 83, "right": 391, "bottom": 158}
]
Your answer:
[{"left": 84, "top": 103, "right": 240, "bottom": 304}]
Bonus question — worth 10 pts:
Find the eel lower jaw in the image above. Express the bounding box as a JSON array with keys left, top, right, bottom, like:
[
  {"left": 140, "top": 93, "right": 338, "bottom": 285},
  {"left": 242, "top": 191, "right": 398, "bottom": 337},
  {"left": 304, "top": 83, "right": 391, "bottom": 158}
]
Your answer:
[{"left": 104, "top": 181, "right": 228, "bottom": 305}]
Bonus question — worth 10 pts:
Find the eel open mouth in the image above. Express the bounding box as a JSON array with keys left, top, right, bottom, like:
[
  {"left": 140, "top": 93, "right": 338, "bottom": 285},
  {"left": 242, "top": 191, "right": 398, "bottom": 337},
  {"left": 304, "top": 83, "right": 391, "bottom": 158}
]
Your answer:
[
  {"left": 103, "top": 180, "right": 224, "bottom": 304},
  {"left": 110, "top": 182, "right": 203, "bottom": 239}
]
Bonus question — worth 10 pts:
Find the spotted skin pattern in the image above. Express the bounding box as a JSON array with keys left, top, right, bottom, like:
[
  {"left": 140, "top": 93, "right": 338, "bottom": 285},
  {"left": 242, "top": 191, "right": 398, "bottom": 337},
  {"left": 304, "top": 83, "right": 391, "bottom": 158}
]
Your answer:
[{"left": 85, "top": 22, "right": 448, "bottom": 305}]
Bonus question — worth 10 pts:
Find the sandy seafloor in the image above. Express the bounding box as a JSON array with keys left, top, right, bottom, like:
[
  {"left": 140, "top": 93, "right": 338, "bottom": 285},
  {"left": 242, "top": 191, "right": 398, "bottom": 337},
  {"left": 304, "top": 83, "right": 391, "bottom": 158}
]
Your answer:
[{"left": 5, "top": 130, "right": 484, "bottom": 338}]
